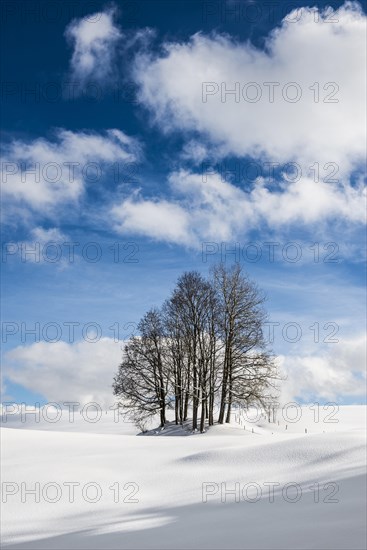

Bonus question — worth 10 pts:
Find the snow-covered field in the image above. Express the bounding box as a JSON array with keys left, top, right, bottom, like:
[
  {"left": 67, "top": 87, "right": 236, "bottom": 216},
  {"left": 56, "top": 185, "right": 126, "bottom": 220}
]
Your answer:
[{"left": 1, "top": 406, "right": 366, "bottom": 549}]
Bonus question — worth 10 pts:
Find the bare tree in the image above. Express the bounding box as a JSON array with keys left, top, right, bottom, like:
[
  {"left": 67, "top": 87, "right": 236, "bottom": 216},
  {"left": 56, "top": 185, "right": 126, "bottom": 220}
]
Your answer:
[
  {"left": 167, "top": 271, "right": 215, "bottom": 432},
  {"left": 163, "top": 299, "right": 189, "bottom": 425},
  {"left": 113, "top": 308, "right": 170, "bottom": 429},
  {"left": 212, "top": 264, "right": 278, "bottom": 424},
  {"left": 113, "top": 264, "right": 280, "bottom": 434}
]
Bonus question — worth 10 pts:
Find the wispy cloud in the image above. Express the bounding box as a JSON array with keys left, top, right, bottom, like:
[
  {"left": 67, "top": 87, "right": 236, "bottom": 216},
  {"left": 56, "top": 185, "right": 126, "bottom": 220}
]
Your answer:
[
  {"left": 65, "top": 5, "right": 122, "bottom": 91},
  {"left": 1, "top": 128, "right": 140, "bottom": 220}
]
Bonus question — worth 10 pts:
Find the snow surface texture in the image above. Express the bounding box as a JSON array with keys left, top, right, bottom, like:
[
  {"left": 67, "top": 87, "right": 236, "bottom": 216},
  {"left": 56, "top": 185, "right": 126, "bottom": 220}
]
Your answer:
[{"left": 1, "top": 406, "right": 366, "bottom": 549}]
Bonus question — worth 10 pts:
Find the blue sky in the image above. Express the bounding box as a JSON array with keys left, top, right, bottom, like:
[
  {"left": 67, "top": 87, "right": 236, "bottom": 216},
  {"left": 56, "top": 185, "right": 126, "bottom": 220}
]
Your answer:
[{"left": 1, "top": 0, "right": 366, "bottom": 407}]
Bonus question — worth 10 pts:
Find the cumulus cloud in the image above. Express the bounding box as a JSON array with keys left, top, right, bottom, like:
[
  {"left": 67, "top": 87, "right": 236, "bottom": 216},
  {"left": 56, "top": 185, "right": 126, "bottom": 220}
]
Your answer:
[
  {"left": 4, "top": 334, "right": 365, "bottom": 406},
  {"left": 111, "top": 170, "right": 252, "bottom": 245},
  {"left": 133, "top": 2, "right": 366, "bottom": 175},
  {"left": 111, "top": 169, "right": 366, "bottom": 247},
  {"left": 106, "top": 1, "right": 367, "bottom": 247},
  {"left": 1, "top": 128, "right": 140, "bottom": 217},
  {"left": 65, "top": 6, "right": 122, "bottom": 89},
  {"left": 111, "top": 195, "right": 193, "bottom": 246},
  {"left": 279, "top": 334, "right": 367, "bottom": 403},
  {"left": 4, "top": 338, "right": 124, "bottom": 407}
]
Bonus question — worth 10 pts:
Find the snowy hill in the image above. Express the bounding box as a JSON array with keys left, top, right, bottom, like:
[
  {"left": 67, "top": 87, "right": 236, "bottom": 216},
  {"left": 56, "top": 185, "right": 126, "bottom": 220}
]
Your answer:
[{"left": 1, "top": 406, "right": 366, "bottom": 549}]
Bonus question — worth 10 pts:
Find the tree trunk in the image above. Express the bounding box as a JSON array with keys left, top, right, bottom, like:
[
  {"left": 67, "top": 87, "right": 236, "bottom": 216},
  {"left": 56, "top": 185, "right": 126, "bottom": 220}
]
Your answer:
[
  {"left": 218, "top": 353, "right": 228, "bottom": 424},
  {"left": 160, "top": 406, "right": 165, "bottom": 427},
  {"left": 183, "top": 390, "right": 189, "bottom": 421},
  {"left": 200, "top": 397, "right": 206, "bottom": 433},
  {"left": 209, "top": 390, "right": 214, "bottom": 426},
  {"left": 225, "top": 389, "right": 232, "bottom": 423},
  {"left": 175, "top": 388, "right": 179, "bottom": 425},
  {"left": 192, "top": 378, "right": 198, "bottom": 431},
  {"left": 183, "top": 361, "right": 190, "bottom": 421},
  {"left": 225, "top": 361, "right": 233, "bottom": 424}
]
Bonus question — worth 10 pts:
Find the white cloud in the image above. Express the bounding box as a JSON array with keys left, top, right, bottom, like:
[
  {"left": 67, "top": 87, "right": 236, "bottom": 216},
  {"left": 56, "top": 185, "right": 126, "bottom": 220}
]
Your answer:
[
  {"left": 4, "top": 334, "right": 365, "bottom": 406},
  {"left": 8, "top": 227, "right": 70, "bottom": 267},
  {"left": 111, "top": 169, "right": 365, "bottom": 247},
  {"left": 1, "top": 129, "right": 140, "bottom": 217},
  {"left": 180, "top": 140, "right": 210, "bottom": 165},
  {"left": 109, "top": 2, "right": 366, "bottom": 247},
  {"left": 250, "top": 175, "right": 366, "bottom": 225},
  {"left": 111, "top": 170, "right": 253, "bottom": 245},
  {"left": 279, "top": 334, "right": 367, "bottom": 403},
  {"left": 111, "top": 193, "right": 193, "bottom": 246},
  {"left": 65, "top": 6, "right": 122, "bottom": 89},
  {"left": 31, "top": 226, "right": 67, "bottom": 243},
  {"left": 4, "top": 338, "right": 124, "bottom": 407},
  {"left": 133, "top": 2, "right": 366, "bottom": 175}
]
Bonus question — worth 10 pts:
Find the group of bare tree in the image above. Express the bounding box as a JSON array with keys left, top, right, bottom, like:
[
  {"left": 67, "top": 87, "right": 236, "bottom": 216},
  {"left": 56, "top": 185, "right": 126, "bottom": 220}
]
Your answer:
[{"left": 113, "top": 264, "right": 280, "bottom": 433}]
